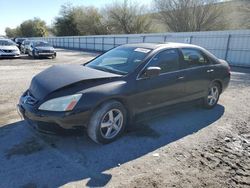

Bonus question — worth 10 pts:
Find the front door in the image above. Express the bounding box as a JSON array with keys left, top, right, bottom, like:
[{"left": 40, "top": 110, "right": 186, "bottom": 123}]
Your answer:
[{"left": 133, "top": 49, "right": 186, "bottom": 113}]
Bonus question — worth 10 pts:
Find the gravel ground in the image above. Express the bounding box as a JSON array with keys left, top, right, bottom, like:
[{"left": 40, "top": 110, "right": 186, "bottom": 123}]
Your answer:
[{"left": 0, "top": 49, "right": 249, "bottom": 188}]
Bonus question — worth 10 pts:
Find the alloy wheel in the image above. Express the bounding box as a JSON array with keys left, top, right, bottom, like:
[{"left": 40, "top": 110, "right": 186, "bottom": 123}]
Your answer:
[
  {"left": 207, "top": 86, "right": 219, "bottom": 106},
  {"left": 100, "top": 109, "right": 123, "bottom": 139}
]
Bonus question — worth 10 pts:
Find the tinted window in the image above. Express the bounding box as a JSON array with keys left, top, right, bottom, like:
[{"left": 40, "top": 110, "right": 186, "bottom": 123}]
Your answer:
[
  {"left": 181, "top": 48, "right": 209, "bottom": 68},
  {"left": 148, "top": 49, "right": 179, "bottom": 73}
]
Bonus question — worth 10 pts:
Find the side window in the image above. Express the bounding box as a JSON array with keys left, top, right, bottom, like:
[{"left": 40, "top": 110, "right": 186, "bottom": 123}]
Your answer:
[
  {"left": 149, "top": 49, "right": 179, "bottom": 74},
  {"left": 181, "top": 48, "right": 209, "bottom": 68}
]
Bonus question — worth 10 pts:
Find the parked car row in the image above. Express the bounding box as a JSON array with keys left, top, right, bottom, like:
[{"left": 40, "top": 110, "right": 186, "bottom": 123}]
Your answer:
[{"left": 0, "top": 38, "right": 56, "bottom": 59}]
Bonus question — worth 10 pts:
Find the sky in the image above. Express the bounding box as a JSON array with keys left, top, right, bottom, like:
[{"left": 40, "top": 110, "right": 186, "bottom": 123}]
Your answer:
[{"left": 0, "top": 0, "right": 153, "bottom": 35}]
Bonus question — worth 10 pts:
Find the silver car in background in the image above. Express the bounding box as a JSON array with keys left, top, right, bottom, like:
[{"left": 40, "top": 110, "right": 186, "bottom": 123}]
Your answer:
[
  {"left": 0, "top": 39, "right": 20, "bottom": 58},
  {"left": 21, "top": 40, "right": 32, "bottom": 54}
]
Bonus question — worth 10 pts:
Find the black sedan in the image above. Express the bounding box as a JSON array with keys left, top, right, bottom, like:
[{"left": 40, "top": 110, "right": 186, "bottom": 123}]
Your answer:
[
  {"left": 18, "top": 43, "right": 230, "bottom": 144},
  {"left": 28, "top": 41, "right": 56, "bottom": 59}
]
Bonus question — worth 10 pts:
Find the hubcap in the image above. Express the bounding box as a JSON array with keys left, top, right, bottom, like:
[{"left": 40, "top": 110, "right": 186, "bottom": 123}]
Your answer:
[
  {"left": 100, "top": 109, "right": 123, "bottom": 139},
  {"left": 207, "top": 86, "right": 219, "bottom": 106}
]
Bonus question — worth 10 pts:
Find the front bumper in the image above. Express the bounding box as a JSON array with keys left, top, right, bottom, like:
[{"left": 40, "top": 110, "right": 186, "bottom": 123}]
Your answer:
[
  {"left": 17, "top": 102, "right": 91, "bottom": 133},
  {"left": 35, "top": 51, "right": 56, "bottom": 57},
  {"left": 0, "top": 52, "right": 20, "bottom": 57}
]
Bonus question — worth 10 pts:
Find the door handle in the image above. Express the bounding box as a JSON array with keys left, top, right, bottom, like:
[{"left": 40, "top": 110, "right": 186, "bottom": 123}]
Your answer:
[
  {"left": 207, "top": 69, "right": 214, "bottom": 73},
  {"left": 177, "top": 76, "right": 185, "bottom": 80}
]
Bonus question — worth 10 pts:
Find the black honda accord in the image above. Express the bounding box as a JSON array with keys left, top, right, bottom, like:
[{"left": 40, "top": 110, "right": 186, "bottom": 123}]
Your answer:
[{"left": 18, "top": 43, "right": 230, "bottom": 144}]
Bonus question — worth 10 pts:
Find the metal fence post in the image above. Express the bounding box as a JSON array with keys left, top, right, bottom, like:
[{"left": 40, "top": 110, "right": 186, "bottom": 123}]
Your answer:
[
  {"left": 190, "top": 35, "right": 193, "bottom": 44},
  {"left": 102, "top": 37, "right": 104, "bottom": 51},
  {"left": 85, "top": 37, "right": 88, "bottom": 49},
  {"left": 94, "top": 37, "right": 96, "bottom": 51},
  {"left": 225, "top": 34, "right": 231, "bottom": 61},
  {"left": 164, "top": 35, "right": 167, "bottom": 42},
  {"left": 79, "top": 37, "right": 80, "bottom": 50},
  {"left": 126, "top": 36, "right": 129, "bottom": 44},
  {"left": 142, "top": 36, "right": 146, "bottom": 43}
]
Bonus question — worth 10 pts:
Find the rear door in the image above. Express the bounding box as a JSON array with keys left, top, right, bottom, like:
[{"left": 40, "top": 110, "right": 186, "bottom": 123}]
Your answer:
[
  {"left": 134, "top": 48, "right": 187, "bottom": 113},
  {"left": 179, "top": 48, "right": 214, "bottom": 100}
]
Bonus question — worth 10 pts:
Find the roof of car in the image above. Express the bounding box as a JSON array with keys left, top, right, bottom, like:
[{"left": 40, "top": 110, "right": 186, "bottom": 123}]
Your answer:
[
  {"left": 122, "top": 42, "right": 201, "bottom": 50},
  {"left": 0, "top": 39, "right": 11, "bottom": 41}
]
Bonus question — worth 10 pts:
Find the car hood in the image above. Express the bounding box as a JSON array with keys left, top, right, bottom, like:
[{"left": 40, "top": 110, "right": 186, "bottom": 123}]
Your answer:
[
  {"left": 35, "top": 46, "right": 54, "bottom": 51},
  {"left": 29, "top": 64, "right": 122, "bottom": 99},
  {"left": 0, "top": 45, "right": 18, "bottom": 50}
]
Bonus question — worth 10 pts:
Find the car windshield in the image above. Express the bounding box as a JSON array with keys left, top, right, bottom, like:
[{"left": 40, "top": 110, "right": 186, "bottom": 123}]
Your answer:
[
  {"left": 34, "top": 41, "right": 51, "bottom": 47},
  {"left": 24, "top": 40, "right": 31, "bottom": 45},
  {"left": 86, "top": 46, "right": 152, "bottom": 75},
  {"left": 0, "top": 40, "right": 16, "bottom": 46},
  {"left": 17, "top": 38, "right": 26, "bottom": 43}
]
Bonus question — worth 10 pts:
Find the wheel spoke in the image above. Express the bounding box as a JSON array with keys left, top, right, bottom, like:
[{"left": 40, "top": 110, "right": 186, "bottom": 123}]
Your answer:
[
  {"left": 101, "top": 122, "right": 111, "bottom": 128},
  {"left": 113, "top": 123, "right": 119, "bottom": 130},
  {"left": 114, "top": 113, "right": 122, "bottom": 123},
  {"left": 208, "top": 95, "right": 213, "bottom": 99},
  {"left": 105, "top": 127, "right": 113, "bottom": 137},
  {"left": 108, "top": 111, "right": 114, "bottom": 122}
]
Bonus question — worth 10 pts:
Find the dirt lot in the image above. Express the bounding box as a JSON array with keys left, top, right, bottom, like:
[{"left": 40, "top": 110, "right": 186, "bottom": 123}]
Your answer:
[{"left": 0, "top": 49, "right": 249, "bottom": 188}]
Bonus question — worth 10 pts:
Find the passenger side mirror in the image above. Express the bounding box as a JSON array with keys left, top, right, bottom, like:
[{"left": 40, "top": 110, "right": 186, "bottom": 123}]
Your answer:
[{"left": 143, "top": 66, "right": 161, "bottom": 78}]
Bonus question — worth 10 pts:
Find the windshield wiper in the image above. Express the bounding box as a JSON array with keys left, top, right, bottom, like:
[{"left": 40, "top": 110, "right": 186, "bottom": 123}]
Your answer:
[{"left": 90, "top": 65, "right": 126, "bottom": 75}]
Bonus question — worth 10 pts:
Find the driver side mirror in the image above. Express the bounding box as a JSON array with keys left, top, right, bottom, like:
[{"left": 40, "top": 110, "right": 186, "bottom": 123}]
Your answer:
[{"left": 142, "top": 66, "right": 161, "bottom": 78}]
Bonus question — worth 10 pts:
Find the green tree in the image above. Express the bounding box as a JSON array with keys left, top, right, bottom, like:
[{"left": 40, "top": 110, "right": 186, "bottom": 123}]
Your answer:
[
  {"left": 75, "top": 6, "right": 107, "bottom": 35},
  {"left": 53, "top": 4, "right": 80, "bottom": 36},
  {"left": 53, "top": 4, "right": 107, "bottom": 36},
  {"left": 5, "top": 18, "right": 48, "bottom": 37},
  {"left": 103, "top": 0, "right": 152, "bottom": 34},
  {"left": 5, "top": 27, "right": 21, "bottom": 38},
  {"left": 19, "top": 18, "right": 48, "bottom": 37}
]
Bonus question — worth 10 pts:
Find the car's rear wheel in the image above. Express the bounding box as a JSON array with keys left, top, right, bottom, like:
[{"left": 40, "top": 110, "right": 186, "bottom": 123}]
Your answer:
[
  {"left": 203, "top": 82, "right": 220, "bottom": 109},
  {"left": 87, "top": 100, "right": 127, "bottom": 144}
]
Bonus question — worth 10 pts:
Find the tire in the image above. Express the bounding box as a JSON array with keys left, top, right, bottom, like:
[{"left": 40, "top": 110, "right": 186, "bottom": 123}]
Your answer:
[
  {"left": 32, "top": 51, "right": 37, "bottom": 59},
  {"left": 87, "top": 100, "right": 127, "bottom": 144},
  {"left": 203, "top": 82, "right": 221, "bottom": 109},
  {"left": 51, "top": 53, "right": 56, "bottom": 59}
]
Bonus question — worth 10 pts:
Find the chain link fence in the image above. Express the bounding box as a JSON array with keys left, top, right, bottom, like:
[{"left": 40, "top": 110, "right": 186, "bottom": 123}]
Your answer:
[{"left": 32, "top": 30, "right": 250, "bottom": 67}]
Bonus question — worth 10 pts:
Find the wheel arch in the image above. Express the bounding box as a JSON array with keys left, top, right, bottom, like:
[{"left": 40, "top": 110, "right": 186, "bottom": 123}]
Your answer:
[
  {"left": 92, "top": 97, "right": 133, "bottom": 127},
  {"left": 212, "top": 79, "right": 223, "bottom": 93}
]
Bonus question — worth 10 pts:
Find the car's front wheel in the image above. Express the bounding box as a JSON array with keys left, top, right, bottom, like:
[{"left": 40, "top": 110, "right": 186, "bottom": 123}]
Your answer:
[
  {"left": 51, "top": 53, "right": 56, "bottom": 59},
  {"left": 203, "top": 82, "right": 221, "bottom": 109},
  {"left": 87, "top": 100, "right": 127, "bottom": 144}
]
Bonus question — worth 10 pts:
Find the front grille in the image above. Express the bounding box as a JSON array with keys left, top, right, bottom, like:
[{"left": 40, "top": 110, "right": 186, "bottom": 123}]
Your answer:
[
  {"left": 3, "top": 50, "right": 13, "bottom": 53},
  {"left": 40, "top": 50, "right": 52, "bottom": 53},
  {"left": 23, "top": 91, "right": 38, "bottom": 105}
]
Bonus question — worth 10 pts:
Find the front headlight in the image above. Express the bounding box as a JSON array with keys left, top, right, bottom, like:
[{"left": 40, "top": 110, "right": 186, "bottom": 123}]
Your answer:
[{"left": 38, "top": 94, "right": 82, "bottom": 111}]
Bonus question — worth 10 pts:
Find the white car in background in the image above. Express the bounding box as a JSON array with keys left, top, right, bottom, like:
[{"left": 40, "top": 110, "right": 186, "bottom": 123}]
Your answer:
[{"left": 0, "top": 39, "right": 20, "bottom": 58}]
